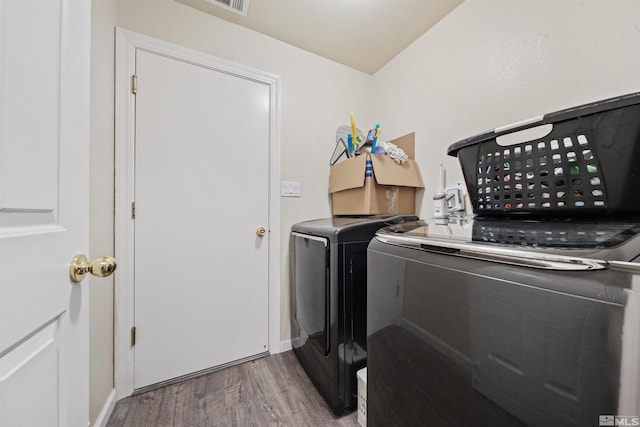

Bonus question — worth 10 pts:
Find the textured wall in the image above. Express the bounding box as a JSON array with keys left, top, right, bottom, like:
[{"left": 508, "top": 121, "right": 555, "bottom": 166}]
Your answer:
[{"left": 373, "top": 0, "right": 640, "bottom": 217}]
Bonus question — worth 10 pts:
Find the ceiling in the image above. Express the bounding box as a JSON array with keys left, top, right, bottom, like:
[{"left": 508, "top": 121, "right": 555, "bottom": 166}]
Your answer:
[{"left": 175, "top": 0, "right": 464, "bottom": 74}]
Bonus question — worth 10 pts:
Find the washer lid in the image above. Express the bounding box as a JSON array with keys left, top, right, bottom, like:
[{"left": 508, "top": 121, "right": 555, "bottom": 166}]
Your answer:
[{"left": 376, "top": 217, "right": 640, "bottom": 268}]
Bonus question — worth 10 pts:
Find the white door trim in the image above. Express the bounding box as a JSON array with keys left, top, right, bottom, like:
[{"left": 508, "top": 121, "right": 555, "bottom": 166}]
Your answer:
[{"left": 114, "top": 28, "right": 281, "bottom": 399}]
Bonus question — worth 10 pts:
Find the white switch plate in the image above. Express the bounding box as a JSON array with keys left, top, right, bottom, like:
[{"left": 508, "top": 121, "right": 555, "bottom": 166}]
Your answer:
[{"left": 281, "top": 181, "right": 301, "bottom": 197}]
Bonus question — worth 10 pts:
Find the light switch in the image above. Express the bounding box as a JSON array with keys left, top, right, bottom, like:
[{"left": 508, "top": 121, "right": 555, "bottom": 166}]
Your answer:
[{"left": 281, "top": 181, "right": 301, "bottom": 197}]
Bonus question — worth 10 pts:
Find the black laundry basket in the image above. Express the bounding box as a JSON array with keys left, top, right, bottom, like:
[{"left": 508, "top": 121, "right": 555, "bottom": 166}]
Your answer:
[{"left": 447, "top": 92, "right": 640, "bottom": 217}]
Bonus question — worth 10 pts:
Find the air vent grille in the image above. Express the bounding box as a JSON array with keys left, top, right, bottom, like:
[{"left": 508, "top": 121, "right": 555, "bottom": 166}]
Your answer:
[{"left": 205, "top": 0, "right": 249, "bottom": 16}]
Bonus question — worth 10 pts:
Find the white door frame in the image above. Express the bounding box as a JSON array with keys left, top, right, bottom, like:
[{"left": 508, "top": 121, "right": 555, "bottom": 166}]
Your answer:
[{"left": 114, "top": 28, "right": 281, "bottom": 399}]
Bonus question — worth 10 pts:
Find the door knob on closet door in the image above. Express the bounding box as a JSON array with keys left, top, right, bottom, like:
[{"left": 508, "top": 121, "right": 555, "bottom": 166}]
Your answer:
[
  {"left": 69, "top": 254, "right": 117, "bottom": 283},
  {"left": 256, "top": 227, "right": 267, "bottom": 237}
]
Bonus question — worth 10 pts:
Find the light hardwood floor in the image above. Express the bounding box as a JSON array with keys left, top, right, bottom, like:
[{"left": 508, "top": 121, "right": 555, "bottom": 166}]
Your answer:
[{"left": 106, "top": 351, "right": 359, "bottom": 427}]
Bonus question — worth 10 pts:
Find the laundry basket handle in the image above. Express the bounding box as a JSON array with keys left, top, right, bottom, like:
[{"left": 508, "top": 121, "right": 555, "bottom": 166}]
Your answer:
[{"left": 447, "top": 92, "right": 640, "bottom": 157}]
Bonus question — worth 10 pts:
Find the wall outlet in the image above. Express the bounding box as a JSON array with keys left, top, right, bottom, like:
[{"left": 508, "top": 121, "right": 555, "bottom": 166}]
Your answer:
[{"left": 281, "top": 181, "right": 301, "bottom": 197}]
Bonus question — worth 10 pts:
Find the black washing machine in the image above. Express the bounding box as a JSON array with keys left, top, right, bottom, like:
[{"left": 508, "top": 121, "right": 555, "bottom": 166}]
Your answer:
[
  {"left": 290, "top": 215, "right": 417, "bottom": 415},
  {"left": 367, "top": 217, "right": 640, "bottom": 426},
  {"left": 365, "top": 92, "right": 640, "bottom": 426}
]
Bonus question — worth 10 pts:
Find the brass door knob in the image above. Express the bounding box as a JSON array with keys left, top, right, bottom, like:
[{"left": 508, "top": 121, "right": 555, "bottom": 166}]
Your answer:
[
  {"left": 256, "top": 227, "right": 267, "bottom": 237},
  {"left": 70, "top": 254, "right": 117, "bottom": 283}
]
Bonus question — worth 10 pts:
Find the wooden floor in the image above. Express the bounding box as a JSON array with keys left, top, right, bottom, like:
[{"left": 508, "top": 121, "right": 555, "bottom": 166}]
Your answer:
[{"left": 106, "top": 351, "right": 359, "bottom": 427}]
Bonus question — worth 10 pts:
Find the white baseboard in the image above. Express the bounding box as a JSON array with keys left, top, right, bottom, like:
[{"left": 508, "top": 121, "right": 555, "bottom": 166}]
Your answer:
[
  {"left": 279, "top": 339, "right": 293, "bottom": 352},
  {"left": 93, "top": 388, "right": 116, "bottom": 427}
]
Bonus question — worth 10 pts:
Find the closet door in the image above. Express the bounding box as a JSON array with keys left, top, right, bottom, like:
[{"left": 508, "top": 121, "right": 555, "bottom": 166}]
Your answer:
[{"left": 133, "top": 48, "right": 271, "bottom": 388}]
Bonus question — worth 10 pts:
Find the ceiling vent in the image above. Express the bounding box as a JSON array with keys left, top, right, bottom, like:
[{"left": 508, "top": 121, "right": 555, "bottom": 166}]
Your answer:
[{"left": 204, "top": 0, "right": 249, "bottom": 16}]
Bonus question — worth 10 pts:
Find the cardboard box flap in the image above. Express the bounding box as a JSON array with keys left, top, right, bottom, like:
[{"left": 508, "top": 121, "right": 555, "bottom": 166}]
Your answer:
[
  {"left": 370, "top": 155, "right": 424, "bottom": 188},
  {"left": 328, "top": 155, "right": 367, "bottom": 193}
]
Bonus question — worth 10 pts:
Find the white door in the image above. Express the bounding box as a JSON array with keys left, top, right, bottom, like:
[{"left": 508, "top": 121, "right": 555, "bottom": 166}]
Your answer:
[
  {"left": 0, "top": 1, "right": 92, "bottom": 426},
  {"left": 133, "top": 49, "right": 271, "bottom": 388}
]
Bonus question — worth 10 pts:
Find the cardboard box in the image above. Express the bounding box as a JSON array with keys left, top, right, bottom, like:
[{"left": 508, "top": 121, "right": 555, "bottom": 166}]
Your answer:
[{"left": 329, "top": 133, "right": 424, "bottom": 215}]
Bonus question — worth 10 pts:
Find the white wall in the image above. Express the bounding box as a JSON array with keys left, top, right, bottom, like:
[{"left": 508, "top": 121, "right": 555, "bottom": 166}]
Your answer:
[
  {"left": 115, "top": 0, "right": 374, "bottom": 344},
  {"left": 373, "top": 0, "right": 640, "bottom": 217},
  {"left": 90, "top": 0, "right": 116, "bottom": 424}
]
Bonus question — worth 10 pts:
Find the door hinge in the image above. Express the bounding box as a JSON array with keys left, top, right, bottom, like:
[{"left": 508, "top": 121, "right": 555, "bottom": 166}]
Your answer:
[
  {"left": 131, "top": 326, "right": 136, "bottom": 346},
  {"left": 131, "top": 201, "right": 136, "bottom": 219},
  {"left": 131, "top": 75, "right": 137, "bottom": 94}
]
